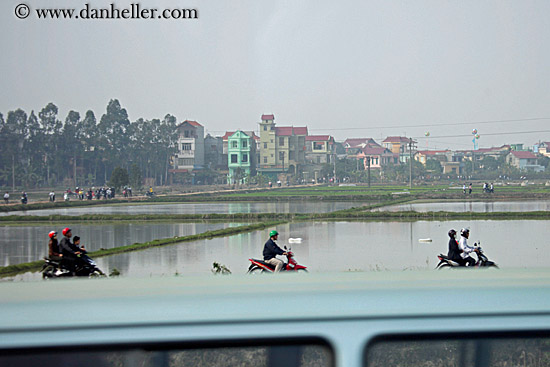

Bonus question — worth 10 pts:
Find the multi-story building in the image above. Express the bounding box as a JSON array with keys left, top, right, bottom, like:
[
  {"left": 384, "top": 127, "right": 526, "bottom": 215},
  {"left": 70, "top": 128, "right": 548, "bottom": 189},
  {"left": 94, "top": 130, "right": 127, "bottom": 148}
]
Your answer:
[
  {"left": 222, "top": 131, "right": 260, "bottom": 169},
  {"left": 227, "top": 130, "right": 257, "bottom": 184},
  {"left": 356, "top": 146, "right": 394, "bottom": 169},
  {"left": 258, "top": 114, "right": 307, "bottom": 177},
  {"left": 506, "top": 151, "right": 544, "bottom": 172},
  {"left": 172, "top": 120, "right": 205, "bottom": 172},
  {"left": 538, "top": 142, "right": 550, "bottom": 158},
  {"left": 343, "top": 138, "right": 381, "bottom": 156},
  {"left": 382, "top": 136, "right": 414, "bottom": 164},
  {"left": 304, "top": 135, "right": 335, "bottom": 182},
  {"left": 204, "top": 134, "right": 224, "bottom": 170}
]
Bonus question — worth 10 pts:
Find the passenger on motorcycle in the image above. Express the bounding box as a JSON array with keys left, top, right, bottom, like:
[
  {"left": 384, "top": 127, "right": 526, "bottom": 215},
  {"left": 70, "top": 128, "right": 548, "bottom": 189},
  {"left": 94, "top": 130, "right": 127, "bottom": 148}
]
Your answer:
[
  {"left": 47, "top": 231, "right": 63, "bottom": 262},
  {"left": 263, "top": 230, "right": 288, "bottom": 273},
  {"left": 446, "top": 229, "right": 464, "bottom": 265},
  {"left": 459, "top": 228, "right": 477, "bottom": 266},
  {"left": 59, "top": 228, "right": 83, "bottom": 273}
]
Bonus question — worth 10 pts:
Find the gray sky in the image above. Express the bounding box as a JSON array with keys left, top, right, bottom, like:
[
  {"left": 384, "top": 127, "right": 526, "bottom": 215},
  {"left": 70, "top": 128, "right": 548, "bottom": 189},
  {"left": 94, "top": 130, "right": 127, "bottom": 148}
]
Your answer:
[{"left": 2, "top": 0, "right": 550, "bottom": 150}]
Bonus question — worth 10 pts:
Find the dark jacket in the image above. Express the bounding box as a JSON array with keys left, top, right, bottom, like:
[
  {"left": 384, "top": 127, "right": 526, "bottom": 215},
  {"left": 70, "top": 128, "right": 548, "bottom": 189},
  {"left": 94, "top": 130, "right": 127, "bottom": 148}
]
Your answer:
[
  {"left": 59, "top": 237, "right": 80, "bottom": 259},
  {"left": 447, "top": 238, "right": 463, "bottom": 261},
  {"left": 48, "top": 238, "right": 61, "bottom": 257},
  {"left": 263, "top": 238, "right": 285, "bottom": 260}
]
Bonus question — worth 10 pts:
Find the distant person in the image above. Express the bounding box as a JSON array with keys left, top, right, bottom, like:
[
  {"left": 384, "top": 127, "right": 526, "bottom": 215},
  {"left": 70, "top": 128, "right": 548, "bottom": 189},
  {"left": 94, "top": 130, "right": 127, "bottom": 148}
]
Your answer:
[
  {"left": 468, "top": 183, "right": 472, "bottom": 195},
  {"left": 490, "top": 183, "right": 494, "bottom": 193},
  {"left": 21, "top": 191, "right": 27, "bottom": 204},
  {"left": 463, "top": 184, "right": 466, "bottom": 195},
  {"left": 49, "top": 191, "right": 55, "bottom": 202},
  {"left": 262, "top": 230, "right": 288, "bottom": 273},
  {"left": 3, "top": 192, "right": 8, "bottom": 204}
]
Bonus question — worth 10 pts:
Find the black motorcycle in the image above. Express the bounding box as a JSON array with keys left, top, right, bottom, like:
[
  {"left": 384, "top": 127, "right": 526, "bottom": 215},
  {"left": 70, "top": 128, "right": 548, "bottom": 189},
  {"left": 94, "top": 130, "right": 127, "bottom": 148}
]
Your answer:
[
  {"left": 41, "top": 254, "right": 105, "bottom": 279},
  {"left": 436, "top": 244, "right": 498, "bottom": 269}
]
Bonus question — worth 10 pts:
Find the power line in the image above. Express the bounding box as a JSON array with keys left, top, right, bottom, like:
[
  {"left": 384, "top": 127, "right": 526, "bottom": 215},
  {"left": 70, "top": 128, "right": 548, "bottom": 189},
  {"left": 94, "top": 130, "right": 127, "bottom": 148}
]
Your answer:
[
  {"left": 309, "top": 117, "right": 550, "bottom": 131},
  {"left": 411, "top": 129, "right": 550, "bottom": 140}
]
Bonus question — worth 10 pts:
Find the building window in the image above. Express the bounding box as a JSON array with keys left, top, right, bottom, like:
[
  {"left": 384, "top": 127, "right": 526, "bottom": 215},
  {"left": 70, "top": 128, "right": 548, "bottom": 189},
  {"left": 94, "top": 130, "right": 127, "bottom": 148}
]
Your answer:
[
  {"left": 231, "top": 154, "right": 238, "bottom": 163},
  {"left": 313, "top": 142, "right": 324, "bottom": 150},
  {"left": 289, "top": 151, "right": 294, "bottom": 160},
  {"left": 182, "top": 143, "right": 192, "bottom": 151},
  {"left": 264, "top": 143, "right": 267, "bottom": 149},
  {"left": 242, "top": 140, "right": 247, "bottom": 148},
  {"left": 179, "top": 158, "right": 194, "bottom": 166},
  {"left": 242, "top": 154, "right": 248, "bottom": 163},
  {"left": 264, "top": 156, "right": 267, "bottom": 163},
  {"left": 231, "top": 141, "right": 238, "bottom": 148},
  {"left": 279, "top": 137, "right": 285, "bottom": 146},
  {"left": 263, "top": 125, "right": 267, "bottom": 131},
  {"left": 279, "top": 152, "right": 285, "bottom": 160}
]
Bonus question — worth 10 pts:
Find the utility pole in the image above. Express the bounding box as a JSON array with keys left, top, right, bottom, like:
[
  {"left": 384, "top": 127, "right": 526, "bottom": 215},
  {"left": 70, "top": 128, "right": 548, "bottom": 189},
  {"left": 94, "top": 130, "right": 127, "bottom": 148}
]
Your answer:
[
  {"left": 366, "top": 157, "right": 371, "bottom": 187},
  {"left": 408, "top": 138, "right": 416, "bottom": 189},
  {"left": 333, "top": 153, "right": 337, "bottom": 184}
]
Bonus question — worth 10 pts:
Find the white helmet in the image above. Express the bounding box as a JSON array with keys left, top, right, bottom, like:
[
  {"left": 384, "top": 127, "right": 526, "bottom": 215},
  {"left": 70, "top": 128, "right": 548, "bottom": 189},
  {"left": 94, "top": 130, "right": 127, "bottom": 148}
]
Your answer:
[{"left": 460, "top": 228, "right": 470, "bottom": 236}]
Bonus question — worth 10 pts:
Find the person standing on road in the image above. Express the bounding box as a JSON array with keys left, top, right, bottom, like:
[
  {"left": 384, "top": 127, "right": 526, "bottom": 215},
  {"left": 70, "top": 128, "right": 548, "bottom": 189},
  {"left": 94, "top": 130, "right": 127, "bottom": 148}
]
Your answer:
[{"left": 3, "top": 192, "right": 8, "bottom": 204}]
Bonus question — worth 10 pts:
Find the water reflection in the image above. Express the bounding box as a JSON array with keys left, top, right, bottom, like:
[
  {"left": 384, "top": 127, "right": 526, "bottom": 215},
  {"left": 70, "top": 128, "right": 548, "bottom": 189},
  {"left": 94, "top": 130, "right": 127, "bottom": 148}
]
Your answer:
[
  {"left": 0, "top": 201, "right": 362, "bottom": 216},
  {"left": 94, "top": 219, "right": 549, "bottom": 277},
  {"left": 7, "top": 219, "right": 549, "bottom": 281},
  {"left": 0, "top": 222, "right": 244, "bottom": 266},
  {"left": 377, "top": 200, "right": 550, "bottom": 212}
]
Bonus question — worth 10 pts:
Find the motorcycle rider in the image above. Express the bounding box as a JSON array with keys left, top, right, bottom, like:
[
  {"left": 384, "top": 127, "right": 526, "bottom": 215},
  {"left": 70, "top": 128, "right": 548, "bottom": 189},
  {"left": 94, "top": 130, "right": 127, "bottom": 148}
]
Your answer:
[
  {"left": 263, "top": 230, "right": 288, "bottom": 272},
  {"left": 47, "top": 231, "right": 63, "bottom": 262},
  {"left": 59, "top": 227, "right": 82, "bottom": 273},
  {"left": 446, "top": 229, "right": 463, "bottom": 264},
  {"left": 458, "top": 228, "right": 477, "bottom": 266}
]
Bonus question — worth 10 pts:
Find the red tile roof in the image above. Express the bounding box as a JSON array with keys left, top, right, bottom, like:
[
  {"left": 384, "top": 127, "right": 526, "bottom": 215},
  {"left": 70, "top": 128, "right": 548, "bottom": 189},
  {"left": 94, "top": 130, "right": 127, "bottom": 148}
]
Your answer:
[
  {"left": 275, "top": 126, "right": 308, "bottom": 136},
  {"left": 383, "top": 136, "right": 410, "bottom": 143},
  {"left": 343, "top": 138, "right": 379, "bottom": 148},
  {"left": 417, "top": 150, "right": 450, "bottom": 155},
  {"left": 510, "top": 151, "right": 537, "bottom": 159},
  {"left": 261, "top": 114, "right": 275, "bottom": 120},
  {"left": 183, "top": 120, "right": 202, "bottom": 127},
  {"left": 306, "top": 135, "right": 332, "bottom": 141},
  {"left": 361, "top": 146, "right": 391, "bottom": 155}
]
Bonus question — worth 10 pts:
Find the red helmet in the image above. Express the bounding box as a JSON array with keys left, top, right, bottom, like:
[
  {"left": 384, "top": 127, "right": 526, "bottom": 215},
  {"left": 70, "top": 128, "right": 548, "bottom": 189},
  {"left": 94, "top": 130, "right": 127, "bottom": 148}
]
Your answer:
[
  {"left": 48, "top": 231, "right": 57, "bottom": 239},
  {"left": 62, "top": 227, "right": 71, "bottom": 236}
]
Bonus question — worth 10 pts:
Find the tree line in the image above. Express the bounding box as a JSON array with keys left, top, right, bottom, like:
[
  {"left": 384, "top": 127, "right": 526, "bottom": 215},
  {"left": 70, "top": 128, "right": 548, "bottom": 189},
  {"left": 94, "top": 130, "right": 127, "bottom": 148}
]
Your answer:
[{"left": 0, "top": 99, "right": 179, "bottom": 190}]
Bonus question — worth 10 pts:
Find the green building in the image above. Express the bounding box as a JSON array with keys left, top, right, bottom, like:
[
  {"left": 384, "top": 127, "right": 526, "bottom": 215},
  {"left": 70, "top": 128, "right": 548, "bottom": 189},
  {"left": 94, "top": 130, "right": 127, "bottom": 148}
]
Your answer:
[{"left": 227, "top": 130, "right": 256, "bottom": 184}]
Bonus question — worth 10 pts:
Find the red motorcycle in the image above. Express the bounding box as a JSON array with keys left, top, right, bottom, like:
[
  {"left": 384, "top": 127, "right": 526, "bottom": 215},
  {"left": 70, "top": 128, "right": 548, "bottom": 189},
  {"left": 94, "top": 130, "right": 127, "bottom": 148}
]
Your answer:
[{"left": 247, "top": 247, "right": 308, "bottom": 274}]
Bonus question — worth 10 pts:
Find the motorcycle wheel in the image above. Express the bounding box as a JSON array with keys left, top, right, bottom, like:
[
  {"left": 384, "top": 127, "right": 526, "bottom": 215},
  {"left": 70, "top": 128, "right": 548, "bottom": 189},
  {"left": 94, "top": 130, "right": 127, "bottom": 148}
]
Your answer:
[
  {"left": 42, "top": 265, "right": 55, "bottom": 279},
  {"left": 248, "top": 267, "right": 265, "bottom": 275},
  {"left": 437, "top": 263, "right": 452, "bottom": 270}
]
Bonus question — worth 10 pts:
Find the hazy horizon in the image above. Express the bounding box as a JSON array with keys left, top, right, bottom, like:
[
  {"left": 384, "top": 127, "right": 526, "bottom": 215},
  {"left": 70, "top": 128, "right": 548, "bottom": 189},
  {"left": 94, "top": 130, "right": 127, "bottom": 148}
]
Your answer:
[{"left": 2, "top": 0, "right": 550, "bottom": 150}]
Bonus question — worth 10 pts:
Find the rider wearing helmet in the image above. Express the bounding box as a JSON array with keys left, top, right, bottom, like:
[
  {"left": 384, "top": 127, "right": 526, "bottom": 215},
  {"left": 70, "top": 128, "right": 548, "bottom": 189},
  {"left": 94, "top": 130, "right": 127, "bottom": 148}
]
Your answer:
[
  {"left": 458, "top": 228, "right": 477, "bottom": 266},
  {"left": 47, "top": 231, "right": 63, "bottom": 261},
  {"left": 59, "top": 227, "right": 82, "bottom": 273},
  {"left": 262, "top": 230, "right": 288, "bottom": 272},
  {"left": 446, "top": 229, "right": 464, "bottom": 265}
]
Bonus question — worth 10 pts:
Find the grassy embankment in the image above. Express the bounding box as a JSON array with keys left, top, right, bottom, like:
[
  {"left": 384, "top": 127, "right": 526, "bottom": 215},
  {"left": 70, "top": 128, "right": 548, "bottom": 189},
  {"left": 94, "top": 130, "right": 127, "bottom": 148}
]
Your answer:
[
  {"left": 0, "top": 220, "right": 287, "bottom": 278},
  {"left": 2, "top": 184, "right": 549, "bottom": 277}
]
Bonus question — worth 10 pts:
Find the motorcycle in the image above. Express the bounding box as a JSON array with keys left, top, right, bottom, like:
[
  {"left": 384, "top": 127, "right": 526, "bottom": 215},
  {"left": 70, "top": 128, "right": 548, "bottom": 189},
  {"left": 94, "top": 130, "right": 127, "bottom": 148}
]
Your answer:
[
  {"left": 247, "top": 246, "right": 308, "bottom": 274},
  {"left": 41, "top": 253, "right": 105, "bottom": 279},
  {"left": 436, "top": 243, "right": 498, "bottom": 269}
]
